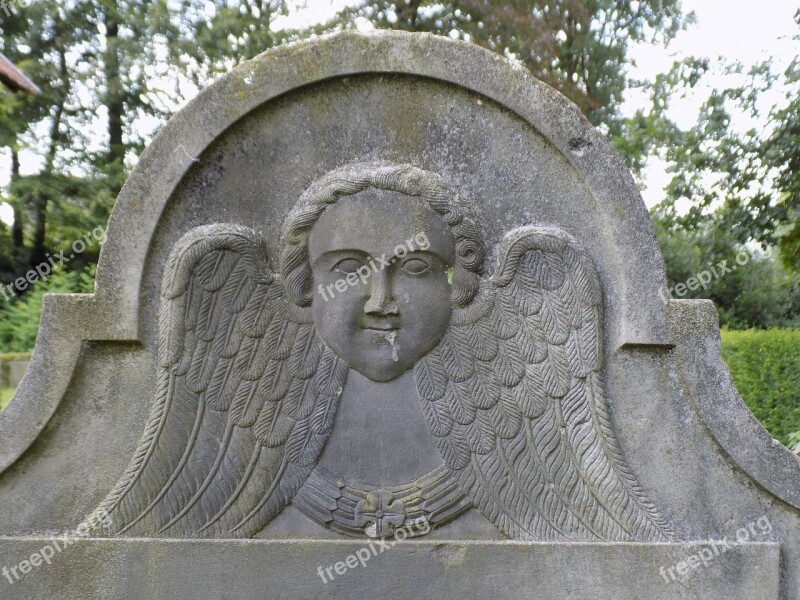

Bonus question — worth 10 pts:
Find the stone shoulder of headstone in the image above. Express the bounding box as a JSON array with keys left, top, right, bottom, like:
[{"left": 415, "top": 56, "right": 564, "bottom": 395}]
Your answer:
[{"left": 0, "top": 31, "right": 795, "bottom": 600}]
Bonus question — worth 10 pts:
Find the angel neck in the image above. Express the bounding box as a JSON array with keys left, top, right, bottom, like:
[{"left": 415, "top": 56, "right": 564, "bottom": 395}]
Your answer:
[{"left": 316, "top": 367, "right": 444, "bottom": 487}]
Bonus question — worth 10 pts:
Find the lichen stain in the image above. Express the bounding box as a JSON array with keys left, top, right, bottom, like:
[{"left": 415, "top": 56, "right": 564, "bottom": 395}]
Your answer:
[{"left": 433, "top": 544, "right": 468, "bottom": 571}]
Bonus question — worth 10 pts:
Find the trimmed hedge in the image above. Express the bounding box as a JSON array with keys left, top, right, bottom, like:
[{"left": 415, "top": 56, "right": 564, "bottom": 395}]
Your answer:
[
  {"left": 0, "top": 388, "right": 13, "bottom": 411},
  {"left": 721, "top": 329, "right": 800, "bottom": 450},
  {"left": 0, "top": 353, "right": 32, "bottom": 362},
  {"left": 0, "top": 266, "right": 95, "bottom": 353}
]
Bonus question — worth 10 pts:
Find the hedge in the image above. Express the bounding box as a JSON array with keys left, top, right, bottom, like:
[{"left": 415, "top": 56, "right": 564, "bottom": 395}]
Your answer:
[
  {"left": 0, "top": 388, "right": 13, "bottom": 411},
  {"left": 721, "top": 328, "right": 800, "bottom": 450},
  {"left": 0, "top": 353, "right": 32, "bottom": 362}
]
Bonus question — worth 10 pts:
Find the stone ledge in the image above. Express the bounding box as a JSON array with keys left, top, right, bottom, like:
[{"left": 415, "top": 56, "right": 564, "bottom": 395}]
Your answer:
[{"left": 0, "top": 538, "right": 779, "bottom": 600}]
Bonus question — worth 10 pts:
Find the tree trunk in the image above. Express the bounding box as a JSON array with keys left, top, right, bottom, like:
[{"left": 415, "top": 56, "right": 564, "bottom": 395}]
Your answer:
[
  {"left": 10, "top": 148, "right": 23, "bottom": 253},
  {"left": 104, "top": 0, "right": 124, "bottom": 166},
  {"left": 29, "top": 193, "right": 47, "bottom": 268},
  {"left": 396, "top": 0, "right": 422, "bottom": 29},
  {"left": 29, "top": 40, "right": 68, "bottom": 270}
]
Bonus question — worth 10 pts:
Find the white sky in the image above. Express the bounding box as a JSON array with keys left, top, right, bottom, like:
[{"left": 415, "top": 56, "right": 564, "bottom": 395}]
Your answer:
[
  {"left": 272, "top": 0, "right": 357, "bottom": 30},
  {"left": 625, "top": 0, "right": 799, "bottom": 206},
  {"left": 1, "top": 0, "right": 797, "bottom": 225}
]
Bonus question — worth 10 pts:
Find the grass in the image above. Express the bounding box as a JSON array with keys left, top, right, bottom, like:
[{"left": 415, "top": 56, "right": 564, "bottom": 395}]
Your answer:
[{"left": 0, "top": 387, "right": 14, "bottom": 411}]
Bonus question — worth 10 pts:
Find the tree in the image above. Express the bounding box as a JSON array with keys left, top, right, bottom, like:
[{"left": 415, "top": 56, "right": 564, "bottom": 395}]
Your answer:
[
  {"left": 0, "top": 0, "right": 182, "bottom": 283},
  {"left": 0, "top": 0, "right": 298, "bottom": 349},
  {"left": 652, "top": 211, "right": 799, "bottom": 329},
  {"left": 1, "top": 0, "right": 77, "bottom": 276},
  {"left": 636, "top": 9, "right": 800, "bottom": 274},
  {"left": 160, "top": 0, "right": 289, "bottom": 86},
  {"left": 325, "top": 0, "right": 692, "bottom": 147},
  {"left": 1, "top": 0, "right": 691, "bottom": 285},
  {"left": 766, "top": 55, "right": 800, "bottom": 274},
  {"left": 2, "top": 4, "right": 77, "bottom": 276}
]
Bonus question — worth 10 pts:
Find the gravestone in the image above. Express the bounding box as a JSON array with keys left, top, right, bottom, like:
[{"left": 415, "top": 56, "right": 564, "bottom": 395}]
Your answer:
[
  {"left": 5, "top": 360, "right": 28, "bottom": 390},
  {"left": 0, "top": 31, "right": 798, "bottom": 600}
]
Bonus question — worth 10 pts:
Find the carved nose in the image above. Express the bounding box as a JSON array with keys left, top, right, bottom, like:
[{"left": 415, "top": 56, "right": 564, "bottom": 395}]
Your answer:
[{"left": 364, "top": 270, "right": 399, "bottom": 315}]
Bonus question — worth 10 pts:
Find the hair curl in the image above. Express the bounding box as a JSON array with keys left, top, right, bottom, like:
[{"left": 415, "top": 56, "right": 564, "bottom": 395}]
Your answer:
[{"left": 280, "top": 162, "right": 485, "bottom": 308}]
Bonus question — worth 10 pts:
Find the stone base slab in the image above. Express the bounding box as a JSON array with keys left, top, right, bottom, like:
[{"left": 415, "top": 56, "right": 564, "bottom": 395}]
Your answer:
[{"left": 0, "top": 538, "right": 780, "bottom": 600}]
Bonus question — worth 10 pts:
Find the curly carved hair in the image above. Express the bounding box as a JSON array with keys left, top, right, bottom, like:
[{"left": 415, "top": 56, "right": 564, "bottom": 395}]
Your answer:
[{"left": 280, "top": 162, "right": 485, "bottom": 308}]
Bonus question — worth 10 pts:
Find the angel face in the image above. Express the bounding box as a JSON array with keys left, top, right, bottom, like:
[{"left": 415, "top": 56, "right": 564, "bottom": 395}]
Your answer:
[{"left": 309, "top": 189, "right": 456, "bottom": 382}]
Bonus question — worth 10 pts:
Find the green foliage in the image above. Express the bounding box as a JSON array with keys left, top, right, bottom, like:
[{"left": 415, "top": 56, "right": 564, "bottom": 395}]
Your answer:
[
  {"left": 643, "top": 11, "right": 800, "bottom": 274},
  {"left": 0, "top": 352, "right": 32, "bottom": 361},
  {"left": 652, "top": 214, "right": 703, "bottom": 287},
  {"left": 788, "top": 430, "right": 800, "bottom": 453},
  {"left": 163, "top": 0, "right": 290, "bottom": 84},
  {"left": 0, "top": 0, "right": 188, "bottom": 286},
  {"left": 653, "top": 213, "right": 800, "bottom": 329},
  {"left": 6, "top": 172, "right": 111, "bottom": 261},
  {"left": 1, "top": 1, "right": 795, "bottom": 347},
  {"left": 780, "top": 219, "right": 800, "bottom": 275},
  {"left": 614, "top": 56, "right": 708, "bottom": 176},
  {"left": 721, "top": 328, "right": 800, "bottom": 449},
  {"left": 0, "top": 388, "right": 13, "bottom": 412},
  {"left": 0, "top": 265, "right": 95, "bottom": 353}
]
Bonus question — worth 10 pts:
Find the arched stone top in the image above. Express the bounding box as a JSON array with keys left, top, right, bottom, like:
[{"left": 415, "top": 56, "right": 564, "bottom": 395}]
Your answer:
[
  {"left": 0, "top": 30, "right": 702, "bottom": 479},
  {"left": 0, "top": 30, "right": 673, "bottom": 475},
  {"left": 92, "top": 30, "right": 671, "bottom": 349}
]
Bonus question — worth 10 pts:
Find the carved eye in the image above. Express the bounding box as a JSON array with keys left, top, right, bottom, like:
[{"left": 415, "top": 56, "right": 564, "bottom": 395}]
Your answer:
[
  {"left": 400, "top": 258, "right": 430, "bottom": 275},
  {"left": 333, "top": 258, "right": 364, "bottom": 275}
]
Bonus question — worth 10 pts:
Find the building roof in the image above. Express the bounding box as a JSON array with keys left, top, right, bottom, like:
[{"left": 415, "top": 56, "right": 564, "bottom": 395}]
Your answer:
[{"left": 0, "top": 52, "right": 40, "bottom": 95}]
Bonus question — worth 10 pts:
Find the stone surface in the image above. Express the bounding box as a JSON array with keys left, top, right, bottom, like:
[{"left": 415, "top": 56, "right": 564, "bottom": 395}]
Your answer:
[
  {"left": 0, "top": 539, "right": 780, "bottom": 600},
  {"left": 0, "top": 30, "right": 798, "bottom": 599}
]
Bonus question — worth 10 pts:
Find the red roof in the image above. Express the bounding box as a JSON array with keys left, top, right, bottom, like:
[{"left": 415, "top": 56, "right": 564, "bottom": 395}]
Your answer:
[{"left": 0, "top": 52, "right": 40, "bottom": 95}]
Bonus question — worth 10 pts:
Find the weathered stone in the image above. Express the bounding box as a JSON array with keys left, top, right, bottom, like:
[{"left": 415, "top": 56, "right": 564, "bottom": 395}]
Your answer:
[
  {"left": 0, "top": 539, "right": 780, "bottom": 599},
  {"left": 0, "top": 30, "right": 797, "bottom": 599}
]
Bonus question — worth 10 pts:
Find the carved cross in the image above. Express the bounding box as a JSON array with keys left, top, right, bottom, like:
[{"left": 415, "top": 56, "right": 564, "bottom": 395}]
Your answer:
[{"left": 354, "top": 489, "right": 405, "bottom": 538}]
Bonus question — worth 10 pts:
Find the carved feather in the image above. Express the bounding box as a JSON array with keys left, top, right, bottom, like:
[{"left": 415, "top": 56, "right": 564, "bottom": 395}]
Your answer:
[
  {"left": 416, "top": 226, "right": 673, "bottom": 542},
  {"left": 92, "top": 224, "right": 347, "bottom": 538}
]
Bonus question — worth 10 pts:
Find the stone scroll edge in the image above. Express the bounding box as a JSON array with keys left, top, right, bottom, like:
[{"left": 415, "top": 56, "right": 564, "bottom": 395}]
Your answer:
[{"left": 667, "top": 300, "right": 800, "bottom": 509}]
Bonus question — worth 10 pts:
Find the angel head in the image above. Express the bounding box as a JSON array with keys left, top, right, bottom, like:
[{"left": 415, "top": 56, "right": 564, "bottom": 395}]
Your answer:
[{"left": 279, "top": 163, "right": 485, "bottom": 382}]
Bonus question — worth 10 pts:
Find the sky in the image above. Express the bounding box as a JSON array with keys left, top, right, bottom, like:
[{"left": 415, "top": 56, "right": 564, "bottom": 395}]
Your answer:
[
  {"left": 623, "top": 0, "right": 799, "bottom": 207},
  {"left": 1, "top": 0, "right": 798, "bottom": 225}
]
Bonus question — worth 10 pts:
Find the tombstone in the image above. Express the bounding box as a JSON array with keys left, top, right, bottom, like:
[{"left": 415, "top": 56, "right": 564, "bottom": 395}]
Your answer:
[
  {"left": 0, "top": 31, "right": 797, "bottom": 600},
  {"left": 5, "top": 360, "right": 28, "bottom": 390}
]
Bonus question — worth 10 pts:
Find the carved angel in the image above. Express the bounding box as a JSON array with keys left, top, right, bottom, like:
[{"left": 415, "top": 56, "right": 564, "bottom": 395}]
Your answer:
[{"left": 89, "top": 162, "right": 672, "bottom": 542}]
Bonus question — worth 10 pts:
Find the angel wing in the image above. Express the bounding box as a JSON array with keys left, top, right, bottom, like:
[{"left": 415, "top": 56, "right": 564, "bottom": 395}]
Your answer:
[
  {"left": 414, "top": 226, "right": 673, "bottom": 542},
  {"left": 92, "top": 224, "right": 348, "bottom": 538}
]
